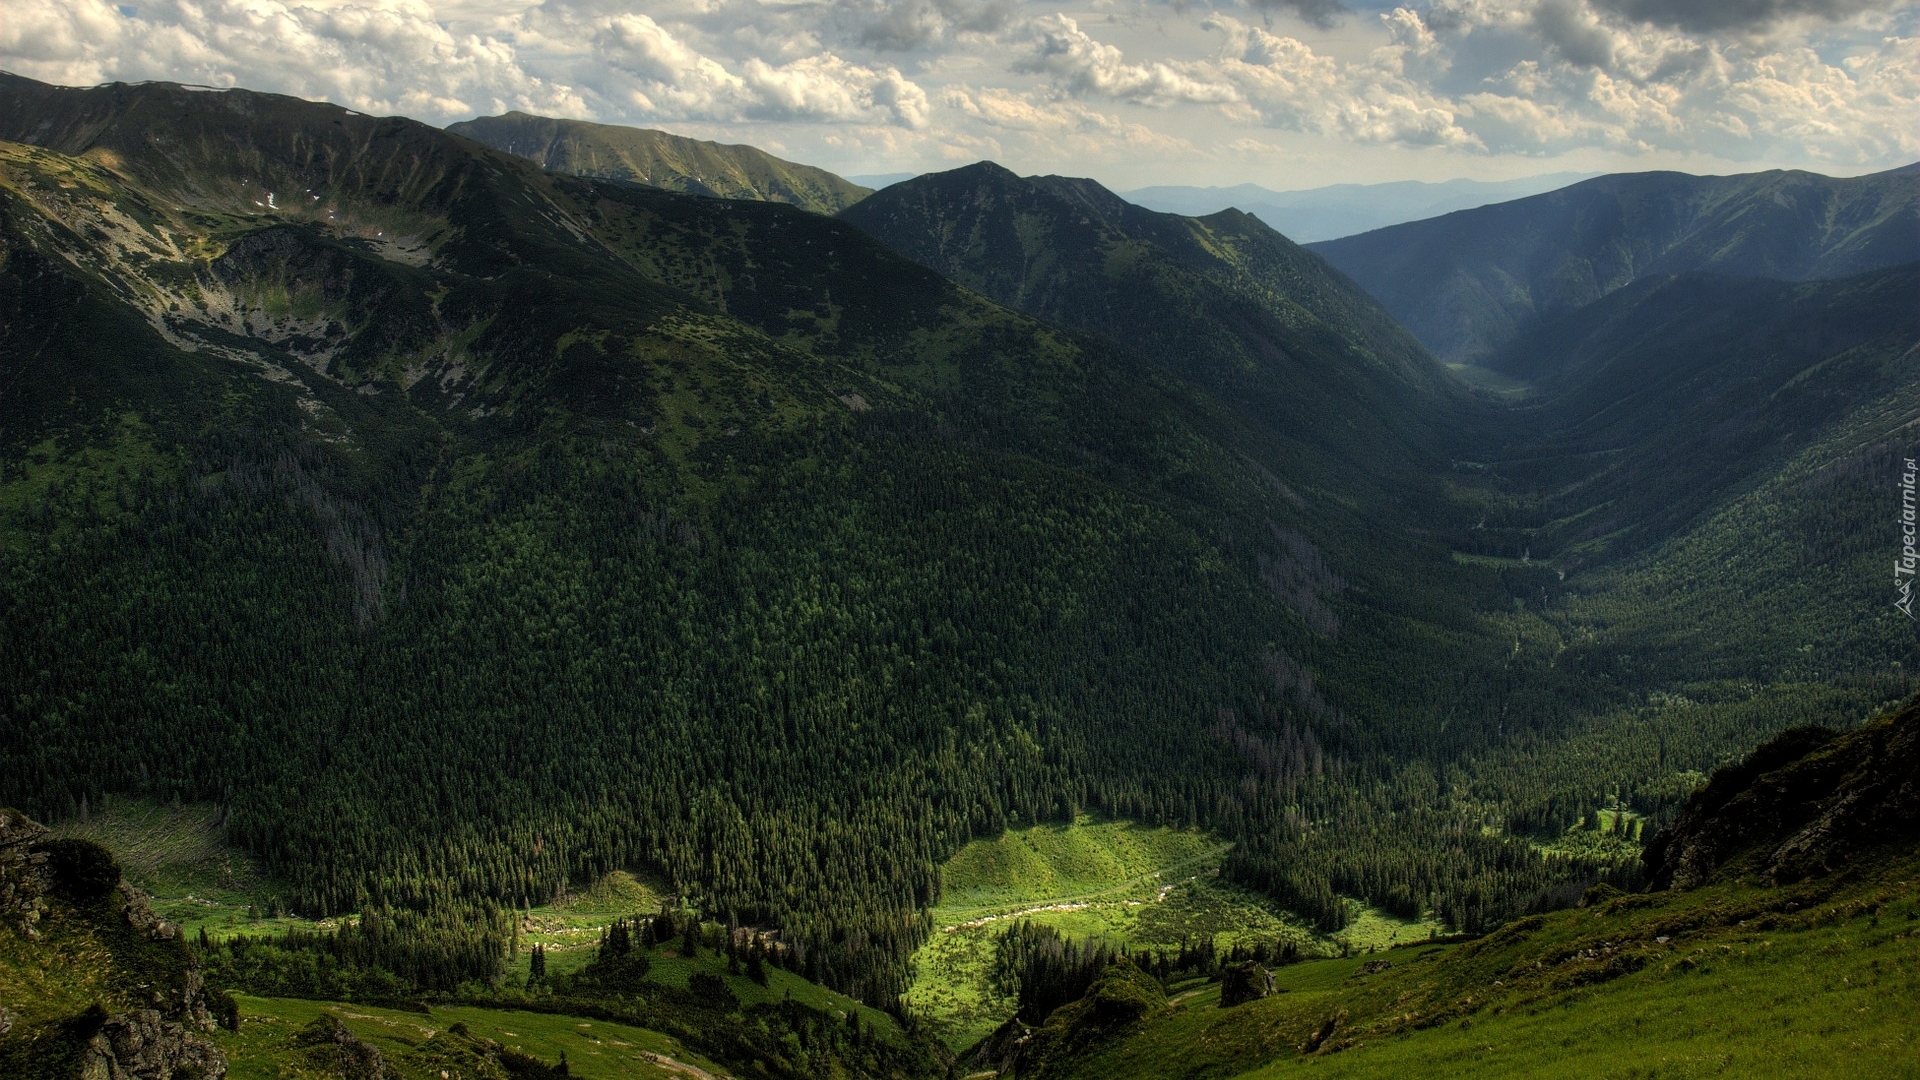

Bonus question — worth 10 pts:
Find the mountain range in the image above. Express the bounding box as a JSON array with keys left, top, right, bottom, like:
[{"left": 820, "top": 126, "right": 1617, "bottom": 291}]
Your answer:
[
  {"left": 2, "top": 72, "right": 1916, "bottom": 1079},
  {"left": 1309, "top": 164, "right": 1920, "bottom": 364},
  {"left": 1120, "top": 173, "right": 1598, "bottom": 243}
]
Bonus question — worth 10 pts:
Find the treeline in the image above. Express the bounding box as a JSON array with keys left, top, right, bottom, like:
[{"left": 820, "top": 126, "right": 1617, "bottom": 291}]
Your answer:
[
  {"left": 195, "top": 901, "right": 510, "bottom": 998},
  {"left": 990, "top": 921, "right": 1304, "bottom": 1026}
]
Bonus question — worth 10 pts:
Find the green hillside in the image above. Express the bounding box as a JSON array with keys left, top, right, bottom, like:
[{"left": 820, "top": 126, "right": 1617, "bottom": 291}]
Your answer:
[
  {"left": 993, "top": 695, "right": 1920, "bottom": 1080},
  {"left": 1309, "top": 163, "right": 1919, "bottom": 363},
  {"left": 1459, "top": 263, "right": 1920, "bottom": 568},
  {"left": 448, "top": 111, "right": 871, "bottom": 214},
  {"left": 838, "top": 162, "right": 1462, "bottom": 459}
]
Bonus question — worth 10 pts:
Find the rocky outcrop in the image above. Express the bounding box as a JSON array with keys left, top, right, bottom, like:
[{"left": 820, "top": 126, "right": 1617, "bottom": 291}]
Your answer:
[
  {"left": 1644, "top": 696, "right": 1920, "bottom": 890},
  {"left": 0, "top": 810, "right": 227, "bottom": 1080},
  {"left": 1219, "top": 961, "right": 1277, "bottom": 1007},
  {"left": 961, "top": 1014, "right": 1031, "bottom": 1077},
  {"left": 77, "top": 1006, "right": 228, "bottom": 1080},
  {"left": 0, "top": 807, "right": 54, "bottom": 936},
  {"left": 294, "top": 1014, "right": 389, "bottom": 1080}
]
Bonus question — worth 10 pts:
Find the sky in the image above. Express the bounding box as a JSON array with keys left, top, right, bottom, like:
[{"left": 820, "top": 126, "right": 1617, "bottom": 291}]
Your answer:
[{"left": 4, "top": 0, "right": 1917, "bottom": 189}]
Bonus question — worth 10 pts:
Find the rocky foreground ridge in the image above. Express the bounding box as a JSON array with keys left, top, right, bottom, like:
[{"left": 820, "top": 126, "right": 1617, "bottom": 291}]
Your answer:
[{"left": 0, "top": 808, "right": 227, "bottom": 1080}]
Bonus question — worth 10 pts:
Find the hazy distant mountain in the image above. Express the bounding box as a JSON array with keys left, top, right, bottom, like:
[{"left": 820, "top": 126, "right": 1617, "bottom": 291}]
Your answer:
[
  {"left": 1308, "top": 164, "right": 1920, "bottom": 363},
  {"left": 1121, "top": 173, "right": 1597, "bottom": 242},
  {"left": 847, "top": 172, "right": 917, "bottom": 189},
  {"left": 448, "top": 111, "right": 871, "bottom": 214}
]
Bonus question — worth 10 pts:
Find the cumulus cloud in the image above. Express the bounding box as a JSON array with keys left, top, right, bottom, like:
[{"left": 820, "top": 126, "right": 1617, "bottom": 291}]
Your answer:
[
  {"left": 1588, "top": 0, "right": 1896, "bottom": 34},
  {"left": 1015, "top": 14, "right": 1239, "bottom": 105},
  {"left": 586, "top": 12, "right": 929, "bottom": 127},
  {"left": 1532, "top": 0, "right": 1617, "bottom": 68},
  {"left": 0, "top": 0, "right": 1912, "bottom": 179},
  {"left": 1207, "top": 15, "right": 1480, "bottom": 146},
  {"left": 847, "top": 0, "right": 1016, "bottom": 51},
  {"left": 0, "top": 0, "right": 583, "bottom": 120},
  {"left": 1244, "top": 0, "right": 1351, "bottom": 31}
]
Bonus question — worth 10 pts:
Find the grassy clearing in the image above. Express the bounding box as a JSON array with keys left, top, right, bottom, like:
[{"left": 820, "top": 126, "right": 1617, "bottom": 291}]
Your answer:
[
  {"left": 1030, "top": 850, "right": 1920, "bottom": 1080},
  {"left": 511, "top": 871, "right": 672, "bottom": 979},
  {"left": 1330, "top": 904, "right": 1447, "bottom": 954},
  {"left": 50, "top": 799, "right": 331, "bottom": 940},
  {"left": 910, "top": 818, "right": 1343, "bottom": 1050},
  {"left": 217, "top": 994, "right": 729, "bottom": 1079}
]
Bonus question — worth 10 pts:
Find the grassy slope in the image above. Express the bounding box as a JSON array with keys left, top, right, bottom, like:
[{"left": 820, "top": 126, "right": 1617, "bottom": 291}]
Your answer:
[
  {"left": 51, "top": 800, "right": 346, "bottom": 940},
  {"left": 217, "top": 995, "right": 730, "bottom": 1079},
  {"left": 1032, "top": 847, "right": 1920, "bottom": 1080},
  {"left": 909, "top": 819, "right": 1435, "bottom": 1050}
]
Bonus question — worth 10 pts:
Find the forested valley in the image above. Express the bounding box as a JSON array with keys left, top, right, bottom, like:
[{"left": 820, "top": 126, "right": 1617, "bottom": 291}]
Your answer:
[{"left": 1, "top": 70, "right": 1916, "bottom": 1079}]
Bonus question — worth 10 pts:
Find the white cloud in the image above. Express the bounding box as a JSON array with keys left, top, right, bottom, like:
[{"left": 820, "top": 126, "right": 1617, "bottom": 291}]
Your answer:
[
  {"left": 0, "top": 0, "right": 1913, "bottom": 182},
  {"left": 1, "top": 0, "right": 584, "bottom": 120},
  {"left": 1015, "top": 14, "right": 1240, "bottom": 106},
  {"left": 1208, "top": 15, "right": 1481, "bottom": 147}
]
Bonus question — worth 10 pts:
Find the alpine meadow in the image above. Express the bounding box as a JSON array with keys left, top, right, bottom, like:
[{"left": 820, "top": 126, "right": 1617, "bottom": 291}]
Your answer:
[{"left": 1, "top": 56, "right": 1917, "bottom": 1080}]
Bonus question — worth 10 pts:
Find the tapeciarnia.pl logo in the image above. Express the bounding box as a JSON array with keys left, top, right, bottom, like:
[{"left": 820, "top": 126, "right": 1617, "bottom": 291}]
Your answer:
[{"left": 1899, "top": 456, "right": 1917, "bottom": 620}]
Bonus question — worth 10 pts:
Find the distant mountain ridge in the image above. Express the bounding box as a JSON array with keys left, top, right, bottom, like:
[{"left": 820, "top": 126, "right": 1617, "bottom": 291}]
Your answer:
[
  {"left": 1309, "top": 164, "right": 1920, "bottom": 363},
  {"left": 1122, "top": 172, "right": 1597, "bottom": 243},
  {"left": 448, "top": 111, "right": 871, "bottom": 214}
]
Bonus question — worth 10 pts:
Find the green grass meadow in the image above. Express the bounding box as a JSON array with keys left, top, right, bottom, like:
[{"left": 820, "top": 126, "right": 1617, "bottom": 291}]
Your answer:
[{"left": 908, "top": 818, "right": 1433, "bottom": 1050}]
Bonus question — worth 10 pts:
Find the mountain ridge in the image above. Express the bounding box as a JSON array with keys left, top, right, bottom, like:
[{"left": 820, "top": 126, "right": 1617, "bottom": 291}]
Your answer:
[
  {"left": 1308, "top": 163, "right": 1920, "bottom": 363},
  {"left": 447, "top": 111, "right": 872, "bottom": 215}
]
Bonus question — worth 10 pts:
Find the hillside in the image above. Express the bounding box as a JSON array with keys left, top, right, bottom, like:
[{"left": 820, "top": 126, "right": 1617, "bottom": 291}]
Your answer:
[
  {"left": 1465, "top": 263, "right": 1920, "bottom": 565},
  {"left": 835, "top": 160, "right": 1472, "bottom": 567},
  {"left": 991, "top": 695, "right": 1920, "bottom": 1080},
  {"left": 1308, "top": 164, "right": 1920, "bottom": 363},
  {"left": 447, "top": 111, "right": 871, "bottom": 214},
  {"left": 839, "top": 162, "right": 1453, "bottom": 413}
]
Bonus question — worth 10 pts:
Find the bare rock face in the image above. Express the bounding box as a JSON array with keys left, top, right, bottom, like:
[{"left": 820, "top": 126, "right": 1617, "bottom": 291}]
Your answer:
[
  {"left": 0, "top": 807, "right": 54, "bottom": 936},
  {"left": 961, "top": 1014, "right": 1032, "bottom": 1077},
  {"left": 294, "top": 1014, "right": 389, "bottom": 1080}
]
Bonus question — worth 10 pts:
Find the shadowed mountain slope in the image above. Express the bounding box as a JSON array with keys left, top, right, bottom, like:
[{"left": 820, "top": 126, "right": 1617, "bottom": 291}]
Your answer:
[
  {"left": 447, "top": 111, "right": 871, "bottom": 214},
  {"left": 837, "top": 161, "right": 1466, "bottom": 498},
  {"left": 1308, "top": 164, "right": 1920, "bottom": 363},
  {"left": 1467, "top": 262, "right": 1920, "bottom": 566}
]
